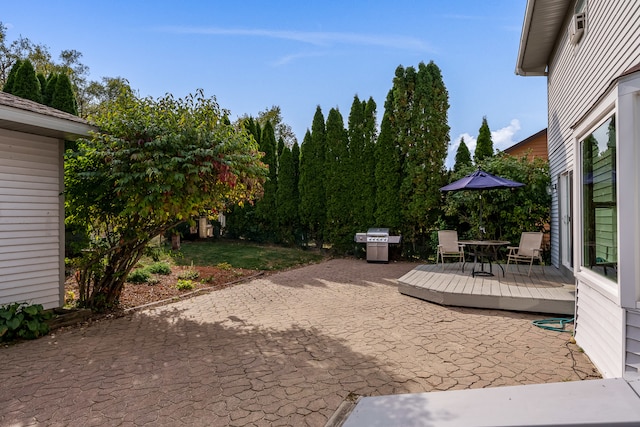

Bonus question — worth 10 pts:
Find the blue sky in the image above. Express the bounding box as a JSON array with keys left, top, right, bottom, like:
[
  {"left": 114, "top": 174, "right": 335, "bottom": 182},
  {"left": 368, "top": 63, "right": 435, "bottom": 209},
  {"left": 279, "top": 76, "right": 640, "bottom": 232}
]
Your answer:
[{"left": 2, "top": 0, "right": 546, "bottom": 168}]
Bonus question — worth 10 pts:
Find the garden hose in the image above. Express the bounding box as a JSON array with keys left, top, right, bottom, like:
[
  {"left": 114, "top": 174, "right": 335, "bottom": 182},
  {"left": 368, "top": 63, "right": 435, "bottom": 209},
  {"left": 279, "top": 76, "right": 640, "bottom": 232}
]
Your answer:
[{"left": 532, "top": 317, "right": 574, "bottom": 332}]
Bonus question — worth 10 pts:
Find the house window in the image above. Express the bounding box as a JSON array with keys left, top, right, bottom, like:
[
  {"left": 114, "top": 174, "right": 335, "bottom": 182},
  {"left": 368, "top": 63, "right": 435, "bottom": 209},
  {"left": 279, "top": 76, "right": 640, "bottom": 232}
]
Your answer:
[{"left": 581, "top": 115, "right": 617, "bottom": 282}]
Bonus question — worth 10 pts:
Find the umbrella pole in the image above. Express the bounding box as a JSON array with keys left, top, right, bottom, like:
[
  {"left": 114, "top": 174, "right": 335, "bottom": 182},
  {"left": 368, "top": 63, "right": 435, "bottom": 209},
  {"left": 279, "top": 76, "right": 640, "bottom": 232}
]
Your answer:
[{"left": 479, "top": 193, "right": 485, "bottom": 239}]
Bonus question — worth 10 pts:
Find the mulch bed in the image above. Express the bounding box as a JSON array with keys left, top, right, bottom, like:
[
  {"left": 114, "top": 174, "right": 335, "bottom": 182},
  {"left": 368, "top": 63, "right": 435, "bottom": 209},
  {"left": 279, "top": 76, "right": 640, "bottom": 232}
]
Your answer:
[{"left": 64, "top": 265, "right": 262, "bottom": 311}]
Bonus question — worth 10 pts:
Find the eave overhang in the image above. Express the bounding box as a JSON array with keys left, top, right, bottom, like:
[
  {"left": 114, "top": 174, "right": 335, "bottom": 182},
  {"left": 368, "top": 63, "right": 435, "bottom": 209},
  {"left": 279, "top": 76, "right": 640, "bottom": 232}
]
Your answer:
[
  {"left": 0, "top": 92, "right": 95, "bottom": 140},
  {"left": 516, "top": 0, "right": 572, "bottom": 76}
]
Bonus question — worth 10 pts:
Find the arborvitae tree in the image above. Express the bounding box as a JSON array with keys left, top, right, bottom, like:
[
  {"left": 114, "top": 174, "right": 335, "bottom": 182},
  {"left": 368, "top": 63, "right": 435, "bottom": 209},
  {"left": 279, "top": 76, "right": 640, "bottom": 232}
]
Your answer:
[
  {"left": 375, "top": 92, "right": 402, "bottom": 231},
  {"left": 454, "top": 137, "right": 473, "bottom": 172},
  {"left": 2, "top": 59, "right": 22, "bottom": 93},
  {"left": 291, "top": 141, "right": 301, "bottom": 243},
  {"left": 255, "top": 121, "right": 278, "bottom": 240},
  {"left": 474, "top": 116, "right": 494, "bottom": 164},
  {"left": 276, "top": 144, "right": 298, "bottom": 244},
  {"left": 11, "top": 59, "right": 42, "bottom": 103},
  {"left": 324, "top": 107, "right": 352, "bottom": 252},
  {"left": 348, "top": 95, "right": 377, "bottom": 234},
  {"left": 36, "top": 73, "right": 46, "bottom": 97},
  {"left": 42, "top": 73, "right": 58, "bottom": 106},
  {"left": 390, "top": 61, "right": 449, "bottom": 255},
  {"left": 224, "top": 117, "right": 262, "bottom": 240},
  {"left": 362, "top": 97, "right": 378, "bottom": 227},
  {"left": 50, "top": 73, "right": 78, "bottom": 115},
  {"left": 242, "top": 117, "right": 261, "bottom": 147},
  {"left": 299, "top": 106, "right": 326, "bottom": 248},
  {"left": 277, "top": 137, "right": 285, "bottom": 159},
  {"left": 347, "top": 96, "right": 366, "bottom": 230},
  {"left": 291, "top": 141, "right": 300, "bottom": 188}
]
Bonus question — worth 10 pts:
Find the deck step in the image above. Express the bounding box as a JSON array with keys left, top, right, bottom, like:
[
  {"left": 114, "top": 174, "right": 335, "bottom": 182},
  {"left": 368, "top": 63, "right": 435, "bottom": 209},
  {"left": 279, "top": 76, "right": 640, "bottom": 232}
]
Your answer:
[{"left": 397, "top": 263, "right": 575, "bottom": 315}]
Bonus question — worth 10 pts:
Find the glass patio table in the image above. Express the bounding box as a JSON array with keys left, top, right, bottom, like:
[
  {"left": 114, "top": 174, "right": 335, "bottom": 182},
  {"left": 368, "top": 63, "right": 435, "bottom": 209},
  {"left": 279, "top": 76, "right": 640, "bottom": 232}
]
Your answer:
[{"left": 458, "top": 240, "right": 510, "bottom": 277}]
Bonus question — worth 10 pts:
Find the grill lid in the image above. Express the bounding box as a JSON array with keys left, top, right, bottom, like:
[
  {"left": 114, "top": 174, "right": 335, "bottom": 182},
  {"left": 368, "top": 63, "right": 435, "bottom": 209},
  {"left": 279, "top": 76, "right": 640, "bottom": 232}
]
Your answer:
[{"left": 367, "top": 227, "right": 389, "bottom": 236}]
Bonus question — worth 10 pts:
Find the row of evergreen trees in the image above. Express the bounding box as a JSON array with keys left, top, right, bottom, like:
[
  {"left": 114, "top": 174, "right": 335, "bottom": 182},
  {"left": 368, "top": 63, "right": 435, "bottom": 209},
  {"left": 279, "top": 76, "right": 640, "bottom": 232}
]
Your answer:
[
  {"left": 2, "top": 58, "right": 78, "bottom": 115},
  {"left": 226, "top": 61, "right": 451, "bottom": 258}
]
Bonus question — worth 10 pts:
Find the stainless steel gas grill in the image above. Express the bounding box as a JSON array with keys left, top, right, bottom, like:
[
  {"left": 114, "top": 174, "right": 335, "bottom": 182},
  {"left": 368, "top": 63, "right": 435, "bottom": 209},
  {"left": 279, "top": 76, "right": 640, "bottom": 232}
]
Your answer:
[{"left": 354, "top": 228, "right": 402, "bottom": 263}]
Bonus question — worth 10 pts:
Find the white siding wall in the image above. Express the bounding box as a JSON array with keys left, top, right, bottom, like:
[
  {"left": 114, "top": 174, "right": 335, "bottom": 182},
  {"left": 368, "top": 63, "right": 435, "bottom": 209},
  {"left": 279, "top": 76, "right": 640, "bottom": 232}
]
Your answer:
[
  {"left": 0, "top": 128, "right": 63, "bottom": 309},
  {"left": 626, "top": 310, "right": 640, "bottom": 376},
  {"left": 546, "top": 0, "right": 640, "bottom": 378},
  {"left": 547, "top": 0, "right": 640, "bottom": 266},
  {"left": 575, "top": 284, "right": 623, "bottom": 377}
]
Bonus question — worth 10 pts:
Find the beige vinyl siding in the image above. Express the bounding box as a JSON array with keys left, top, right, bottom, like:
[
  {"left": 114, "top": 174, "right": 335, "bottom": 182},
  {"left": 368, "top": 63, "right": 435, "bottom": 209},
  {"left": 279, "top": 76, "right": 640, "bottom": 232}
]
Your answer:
[
  {"left": 0, "top": 128, "right": 62, "bottom": 309},
  {"left": 575, "top": 284, "right": 624, "bottom": 377}
]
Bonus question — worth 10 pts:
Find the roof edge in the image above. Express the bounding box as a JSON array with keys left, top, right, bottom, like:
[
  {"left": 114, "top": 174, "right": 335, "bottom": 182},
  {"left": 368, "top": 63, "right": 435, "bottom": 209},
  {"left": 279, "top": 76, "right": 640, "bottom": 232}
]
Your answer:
[{"left": 515, "top": 0, "right": 538, "bottom": 76}]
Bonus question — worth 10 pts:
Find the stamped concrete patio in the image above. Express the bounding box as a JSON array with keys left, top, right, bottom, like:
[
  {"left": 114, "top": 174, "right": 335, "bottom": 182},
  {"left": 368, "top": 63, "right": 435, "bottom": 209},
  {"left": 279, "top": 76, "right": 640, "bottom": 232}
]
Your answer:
[{"left": 0, "top": 259, "right": 598, "bottom": 426}]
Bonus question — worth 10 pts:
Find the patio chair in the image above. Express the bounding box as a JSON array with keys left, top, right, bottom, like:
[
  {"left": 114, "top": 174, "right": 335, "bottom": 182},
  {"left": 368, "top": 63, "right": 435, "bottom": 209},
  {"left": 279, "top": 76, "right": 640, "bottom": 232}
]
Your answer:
[
  {"left": 506, "top": 232, "right": 543, "bottom": 276},
  {"left": 437, "top": 230, "right": 465, "bottom": 270}
]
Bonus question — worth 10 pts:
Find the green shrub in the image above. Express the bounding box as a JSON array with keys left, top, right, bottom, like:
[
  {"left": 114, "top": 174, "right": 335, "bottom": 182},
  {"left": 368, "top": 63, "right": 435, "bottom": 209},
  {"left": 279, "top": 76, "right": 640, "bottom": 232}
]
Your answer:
[
  {"left": 176, "top": 279, "right": 195, "bottom": 291},
  {"left": 177, "top": 267, "right": 199, "bottom": 280},
  {"left": 0, "top": 302, "right": 52, "bottom": 342},
  {"left": 127, "top": 268, "right": 151, "bottom": 283},
  {"left": 201, "top": 275, "right": 215, "bottom": 283},
  {"left": 216, "top": 262, "right": 233, "bottom": 270},
  {"left": 146, "top": 262, "right": 172, "bottom": 275}
]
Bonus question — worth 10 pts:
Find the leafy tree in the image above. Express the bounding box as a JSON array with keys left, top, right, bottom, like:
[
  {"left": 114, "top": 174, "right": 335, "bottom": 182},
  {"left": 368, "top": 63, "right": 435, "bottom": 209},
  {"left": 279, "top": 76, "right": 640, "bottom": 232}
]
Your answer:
[
  {"left": 11, "top": 59, "right": 42, "bottom": 103},
  {"left": 474, "top": 116, "right": 493, "bottom": 164},
  {"left": 443, "top": 154, "right": 550, "bottom": 243},
  {"left": 454, "top": 137, "right": 473, "bottom": 172},
  {"left": 223, "top": 117, "right": 263, "bottom": 240},
  {"left": 324, "top": 107, "right": 352, "bottom": 252},
  {"left": 65, "top": 89, "right": 267, "bottom": 310},
  {"left": 0, "top": 22, "right": 50, "bottom": 87},
  {"left": 299, "top": 107, "right": 326, "bottom": 247},
  {"left": 1, "top": 22, "right": 101, "bottom": 117},
  {"left": 1, "top": 58, "right": 21, "bottom": 92},
  {"left": 83, "top": 76, "right": 133, "bottom": 116},
  {"left": 50, "top": 73, "right": 77, "bottom": 115},
  {"left": 255, "top": 105, "right": 297, "bottom": 147}
]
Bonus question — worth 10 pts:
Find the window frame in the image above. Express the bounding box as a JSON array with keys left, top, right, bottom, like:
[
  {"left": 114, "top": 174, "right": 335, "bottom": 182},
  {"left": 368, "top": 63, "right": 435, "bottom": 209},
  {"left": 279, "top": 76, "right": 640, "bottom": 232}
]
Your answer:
[
  {"left": 580, "top": 115, "right": 617, "bottom": 282},
  {"left": 573, "top": 89, "right": 619, "bottom": 300}
]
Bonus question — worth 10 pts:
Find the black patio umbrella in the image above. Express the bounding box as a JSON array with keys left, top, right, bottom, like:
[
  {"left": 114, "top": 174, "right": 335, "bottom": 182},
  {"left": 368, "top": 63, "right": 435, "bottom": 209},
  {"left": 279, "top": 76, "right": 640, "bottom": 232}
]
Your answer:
[{"left": 440, "top": 167, "right": 524, "bottom": 237}]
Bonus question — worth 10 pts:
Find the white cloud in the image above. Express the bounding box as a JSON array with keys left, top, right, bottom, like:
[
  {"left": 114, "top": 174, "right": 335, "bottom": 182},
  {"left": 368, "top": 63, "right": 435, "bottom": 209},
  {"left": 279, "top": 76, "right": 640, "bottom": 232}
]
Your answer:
[
  {"left": 491, "top": 118, "right": 521, "bottom": 152},
  {"left": 271, "top": 51, "right": 326, "bottom": 66},
  {"left": 446, "top": 119, "right": 522, "bottom": 169},
  {"left": 159, "top": 26, "right": 432, "bottom": 52}
]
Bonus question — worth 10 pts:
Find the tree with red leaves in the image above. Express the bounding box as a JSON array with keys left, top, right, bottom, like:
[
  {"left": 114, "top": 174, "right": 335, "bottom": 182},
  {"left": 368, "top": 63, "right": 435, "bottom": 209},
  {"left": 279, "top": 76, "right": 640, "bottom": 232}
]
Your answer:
[{"left": 65, "top": 89, "right": 267, "bottom": 310}]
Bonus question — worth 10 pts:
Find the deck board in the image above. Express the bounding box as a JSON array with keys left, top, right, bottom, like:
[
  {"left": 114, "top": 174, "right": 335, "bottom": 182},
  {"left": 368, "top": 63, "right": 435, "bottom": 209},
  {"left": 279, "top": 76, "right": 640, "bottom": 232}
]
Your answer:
[{"left": 397, "top": 264, "right": 575, "bottom": 315}]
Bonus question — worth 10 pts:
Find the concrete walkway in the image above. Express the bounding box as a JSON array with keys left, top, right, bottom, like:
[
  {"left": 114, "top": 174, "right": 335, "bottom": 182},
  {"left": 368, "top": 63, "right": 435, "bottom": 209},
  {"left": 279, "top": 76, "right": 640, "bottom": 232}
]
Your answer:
[{"left": 0, "top": 259, "right": 598, "bottom": 426}]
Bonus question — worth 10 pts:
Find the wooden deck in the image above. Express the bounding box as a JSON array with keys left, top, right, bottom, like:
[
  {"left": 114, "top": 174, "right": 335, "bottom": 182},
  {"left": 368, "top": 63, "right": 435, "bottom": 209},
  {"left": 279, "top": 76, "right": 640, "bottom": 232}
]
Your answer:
[{"left": 397, "top": 262, "right": 575, "bottom": 315}]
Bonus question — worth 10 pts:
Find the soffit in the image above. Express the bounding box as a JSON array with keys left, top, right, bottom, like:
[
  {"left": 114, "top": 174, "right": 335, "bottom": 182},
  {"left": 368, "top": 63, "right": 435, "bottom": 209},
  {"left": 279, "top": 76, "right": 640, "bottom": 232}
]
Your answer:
[{"left": 516, "top": 0, "right": 572, "bottom": 76}]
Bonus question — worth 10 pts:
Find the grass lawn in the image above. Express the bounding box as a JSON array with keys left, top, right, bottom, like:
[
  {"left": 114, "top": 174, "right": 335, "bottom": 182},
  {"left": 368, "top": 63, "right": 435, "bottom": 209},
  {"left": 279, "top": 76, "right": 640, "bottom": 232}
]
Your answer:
[{"left": 170, "top": 239, "right": 327, "bottom": 271}]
